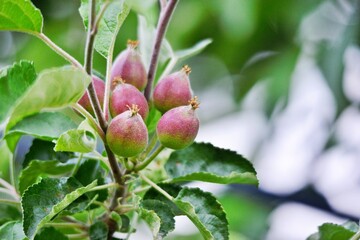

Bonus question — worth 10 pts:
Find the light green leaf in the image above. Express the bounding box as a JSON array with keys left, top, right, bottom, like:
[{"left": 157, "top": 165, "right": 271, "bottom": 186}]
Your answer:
[
  {"left": 19, "top": 160, "right": 76, "bottom": 194},
  {"left": 6, "top": 67, "right": 91, "bottom": 131},
  {"left": 307, "top": 222, "right": 358, "bottom": 240},
  {"left": 145, "top": 106, "right": 161, "bottom": 134},
  {"left": 0, "top": 220, "right": 27, "bottom": 240},
  {"left": 22, "top": 177, "right": 97, "bottom": 239},
  {"left": 0, "top": 61, "right": 36, "bottom": 124},
  {"left": 0, "top": 0, "right": 43, "bottom": 34},
  {"left": 174, "top": 187, "right": 229, "bottom": 240},
  {"left": 138, "top": 15, "right": 174, "bottom": 71},
  {"left": 89, "top": 221, "right": 108, "bottom": 240},
  {"left": 79, "top": 0, "right": 130, "bottom": 58},
  {"left": 54, "top": 129, "right": 96, "bottom": 153},
  {"left": 139, "top": 199, "right": 175, "bottom": 239},
  {"left": 6, "top": 112, "right": 77, "bottom": 141},
  {"left": 165, "top": 142, "right": 258, "bottom": 185},
  {"left": 175, "top": 39, "right": 213, "bottom": 62},
  {"left": 34, "top": 227, "right": 68, "bottom": 240},
  {"left": 0, "top": 140, "right": 12, "bottom": 182}
]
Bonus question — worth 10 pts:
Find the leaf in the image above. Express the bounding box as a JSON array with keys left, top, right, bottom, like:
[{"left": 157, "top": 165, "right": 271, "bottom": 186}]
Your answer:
[
  {"left": 19, "top": 160, "right": 76, "bottom": 194},
  {"left": 23, "top": 139, "right": 73, "bottom": 168},
  {"left": 0, "top": 221, "right": 27, "bottom": 240},
  {"left": 89, "top": 221, "right": 108, "bottom": 240},
  {"left": 174, "top": 187, "right": 229, "bottom": 240},
  {"left": 0, "top": 205, "right": 21, "bottom": 225},
  {"left": 145, "top": 106, "right": 161, "bottom": 134},
  {"left": 34, "top": 227, "right": 68, "bottom": 240},
  {"left": 138, "top": 15, "right": 174, "bottom": 71},
  {"left": 139, "top": 199, "right": 175, "bottom": 239},
  {"left": 0, "top": 141, "right": 12, "bottom": 182},
  {"left": 22, "top": 177, "right": 97, "bottom": 239},
  {"left": 165, "top": 142, "right": 258, "bottom": 185},
  {"left": 54, "top": 129, "right": 96, "bottom": 153},
  {"left": 6, "top": 67, "right": 91, "bottom": 131},
  {"left": 79, "top": 0, "right": 130, "bottom": 58},
  {"left": 6, "top": 112, "right": 77, "bottom": 142},
  {"left": 307, "top": 223, "right": 358, "bottom": 240},
  {"left": 0, "top": 61, "right": 36, "bottom": 123},
  {"left": 143, "top": 184, "right": 183, "bottom": 216},
  {"left": 0, "top": 0, "right": 43, "bottom": 34},
  {"left": 73, "top": 159, "right": 108, "bottom": 202},
  {"left": 175, "top": 39, "right": 213, "bottom": 62}
]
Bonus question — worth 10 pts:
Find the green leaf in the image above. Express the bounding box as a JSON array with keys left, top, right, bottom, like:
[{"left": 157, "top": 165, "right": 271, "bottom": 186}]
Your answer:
[
  {"left": 174, "top": 187, "right": 229, "bottom": 240},
  {"left": 19, "top": 160, "right": 76, "bottom": 194},
  {"left": 0, "top": 221, "right": 27, "bottom": 240},
  {"left": 35, "top": 227, "right": 68, "bottom": 240},
  {"left": 6, "top": 67, "right": 91, "bottom": 131},
  {"left": 144, "top": 184, "right": 183, "bottom": 216},
  {"left": 79, "top": 0, "right": 130, "bottom": 58},
  {"left": 175, "top": 39, "right": 213, "bottom": 62},
  {"left": 73, "top": 159, "right": 108, "bottom": 202},
  {"left": 165, "top": 142, "right": 258, "bottom": 185},
  {"left": 23, "top": 139, "right": 73, "bottom": 168},
  {"left": 6, "top": 112, "right": 77, "bottom": 142},
  {"left": 22, "top": 177, "right": 97, "bottom": 239},
  {"left": 89, "top": 221, "right": 108, "bottom": 240},
  {"left": 308, "top": 223, "right": 357, "bottom": 240},
  {"left": 0, "top": 141, "right": 12, "bottom": 182},
  {"left": 138, "top": 15, "right": 173, "bottom": 71},
  {"left": 139, "top": 199, "right": 175, "bottom": 239},
  {"left": 0, "top": 61, "right": 36, "bottom": 123},
  {"left": 54, "top": 129, "right": 96, "bottom": 153},
  {"left": 145, "top": 106, "right": 162, "bottom": 134},
  {"left": 0, "top": 0, "right": 43, "bottom": 34},
  {"left": 0, "top": 205, "right": 21, "bottom": 225}
]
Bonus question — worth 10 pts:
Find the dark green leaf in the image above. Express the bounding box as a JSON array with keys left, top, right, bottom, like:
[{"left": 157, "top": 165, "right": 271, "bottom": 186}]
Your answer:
[
  {"left": 165, "top": 142, "right": 258, "bottom": 185},
  {"left": 54, "top": 129, "right": 96, "bottom": 153},
  {"left": 22, "top": 177, "right": 97, "bottom": 239},
  {"left": 23, "top": 139, "right": 73, "bottom": 168},
  {"left": 7, "top": 112, "right": 77, "bottom": 141},
  {"left": 174, "top": 187, "right": 229, "bottom": 240},
  {"left": 0, "top": 0, "right": 43, "bottom": 34},
  {"left": 0, "top": 221, "right": 27, "bottom": 240},
  {"left": 89, "top": 221, "right": 108, "bottom": 240},
  {"left": 19, "top": 160, "right": 75, "bottom": 194},
  {"left": 0, "top": 205, "right": 21, "bottom": 225},
  {"left": 140, "top": 199, "right": 175, "bottom": 239},
  {"left": 144, "top": 184, "right": 183, "bottom": 216},
  {"left": 6, "top": 67, "right": 91, "bottom": 131},
  {"left": 35, "top": 227, "right": 68, "bottom": 240},
  {"left": 79, "top": 0, "right": 130, "bottom": 58},
  {"left": 73, "top": 159, "right": 108, "bottom": 202},
  {"left": 0, "top": 61, "right": 36, "bottom": 123}
]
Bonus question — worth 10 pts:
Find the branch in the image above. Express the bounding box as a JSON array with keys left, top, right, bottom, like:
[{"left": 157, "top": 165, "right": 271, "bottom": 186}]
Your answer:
[
  {"left": 135, "top": 145, "right": 165, "bottom": 171},
  {"left": 144, "top": 0, "right": 179, "bottom": 100}
]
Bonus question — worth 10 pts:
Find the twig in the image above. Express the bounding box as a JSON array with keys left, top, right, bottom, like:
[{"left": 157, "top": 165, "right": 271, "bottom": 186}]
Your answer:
[
  {"left": 144, "top": 0, "right": 179, "bottom": 100},
  {"left": 0, "top": 178, "right": 19, "bottom": 200},
  {"left": 135, "top": 145, "right": 165, "bottom": 171},
  {"left": 139, "top": 173, "right": 173, "bottom": 201},
  {"left": 37, "top": 33, "right": 82, "bottom": 68}
]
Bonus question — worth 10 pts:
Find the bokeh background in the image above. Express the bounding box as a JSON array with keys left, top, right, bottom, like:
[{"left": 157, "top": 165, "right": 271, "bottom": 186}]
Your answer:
[{"left": 1, "top": 0, "right": 360, "bottom": 239}]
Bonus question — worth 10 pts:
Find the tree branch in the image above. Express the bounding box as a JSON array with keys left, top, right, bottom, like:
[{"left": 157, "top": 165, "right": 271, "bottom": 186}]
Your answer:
[{"left": 144, "top": 0, "right": 179, "bottom": 100}]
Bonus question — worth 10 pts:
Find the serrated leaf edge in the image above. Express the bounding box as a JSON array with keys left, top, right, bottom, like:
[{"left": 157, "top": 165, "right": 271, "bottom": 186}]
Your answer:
[{"left": 21, "top": 178, "right": 97, "bottom": 239}]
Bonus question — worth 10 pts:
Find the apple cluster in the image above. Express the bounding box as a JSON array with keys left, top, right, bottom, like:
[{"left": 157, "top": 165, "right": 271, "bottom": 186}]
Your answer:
[{"left": 78, "top": 40, "right": 200, "bottom": 157}]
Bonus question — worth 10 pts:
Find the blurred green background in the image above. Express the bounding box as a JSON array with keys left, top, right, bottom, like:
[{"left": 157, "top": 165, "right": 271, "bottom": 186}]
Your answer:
[{"left": 1, "top": 0, "right": 360, "bottom": 239}]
